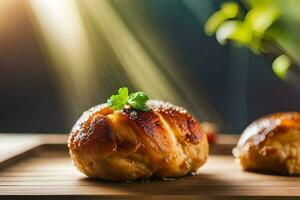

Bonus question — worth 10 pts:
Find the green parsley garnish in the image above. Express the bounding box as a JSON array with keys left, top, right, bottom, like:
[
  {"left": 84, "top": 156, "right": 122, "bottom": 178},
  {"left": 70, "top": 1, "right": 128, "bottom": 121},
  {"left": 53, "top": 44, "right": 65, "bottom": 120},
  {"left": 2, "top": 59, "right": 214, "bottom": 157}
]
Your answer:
[{"left": 107, "top": 87, "right": 149, "bottom": 111}]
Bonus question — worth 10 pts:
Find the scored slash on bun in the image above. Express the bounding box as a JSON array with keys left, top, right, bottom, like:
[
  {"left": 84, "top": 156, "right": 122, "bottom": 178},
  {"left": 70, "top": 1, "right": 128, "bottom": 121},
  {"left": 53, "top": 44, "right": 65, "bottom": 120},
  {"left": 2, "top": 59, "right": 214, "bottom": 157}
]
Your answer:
[
  {"left": 233, "top": 112, "right": 300, "bottom": 175},
  {"left": 68, "top": 100, "right": 209, "bottom": 181}
]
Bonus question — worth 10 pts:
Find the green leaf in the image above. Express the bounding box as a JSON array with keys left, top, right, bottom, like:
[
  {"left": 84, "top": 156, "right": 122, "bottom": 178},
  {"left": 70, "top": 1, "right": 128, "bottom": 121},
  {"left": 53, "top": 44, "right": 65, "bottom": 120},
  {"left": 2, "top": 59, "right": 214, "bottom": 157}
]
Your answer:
[
  {"left": 205, "top": 2, "right": 239, "bottom": 35},
  {"left": 128, "top": 92, "right": 149, "bottom": 111},
  {"left": 107, "top": 87, "right": 128, "bottom": 110},
  {"left": 245, "top": 3, "right": 280, "bottom": 35},
  {"left": 117, "top": 87, "right": 128, "bottom": 100},
  {"left": 272, "top": 55, "right": 291, "bottom": 79},
  {"left": 206, "top": 0, "right": 300, "bottom": 77},
  {"left": 107, "top": 87, "right": 149, "bottom": 111},
  {"left": 107, "top": 94, "right": 127, "bottom": 110},
  {"left": 246, "top": 0, "right": 272, "bottom": 7},
  {"left": 216, "top": 20, "right": 252, "bottom": 45}
]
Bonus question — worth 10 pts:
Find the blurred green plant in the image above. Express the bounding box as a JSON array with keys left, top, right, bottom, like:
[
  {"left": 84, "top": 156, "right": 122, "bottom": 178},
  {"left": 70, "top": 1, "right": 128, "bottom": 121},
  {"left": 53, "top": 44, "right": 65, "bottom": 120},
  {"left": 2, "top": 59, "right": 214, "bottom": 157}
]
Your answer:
[{"left": 205, "top": 0, "right": 300, "bottom": 84}]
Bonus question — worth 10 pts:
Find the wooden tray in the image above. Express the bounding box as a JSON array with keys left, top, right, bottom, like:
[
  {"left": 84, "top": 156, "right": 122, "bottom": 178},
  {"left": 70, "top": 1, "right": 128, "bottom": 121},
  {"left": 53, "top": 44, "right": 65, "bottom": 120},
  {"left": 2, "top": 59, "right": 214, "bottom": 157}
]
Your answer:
[{"left": 0, "top": 134, "right": 300, "bottom": 199}]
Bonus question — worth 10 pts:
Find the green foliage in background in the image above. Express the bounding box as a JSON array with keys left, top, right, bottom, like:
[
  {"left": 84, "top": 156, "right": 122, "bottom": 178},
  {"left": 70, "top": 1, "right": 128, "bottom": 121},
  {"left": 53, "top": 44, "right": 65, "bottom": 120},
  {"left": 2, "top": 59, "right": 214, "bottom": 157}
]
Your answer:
[{"left": 205, "top": 0, "right": 300, "bottom": 83}]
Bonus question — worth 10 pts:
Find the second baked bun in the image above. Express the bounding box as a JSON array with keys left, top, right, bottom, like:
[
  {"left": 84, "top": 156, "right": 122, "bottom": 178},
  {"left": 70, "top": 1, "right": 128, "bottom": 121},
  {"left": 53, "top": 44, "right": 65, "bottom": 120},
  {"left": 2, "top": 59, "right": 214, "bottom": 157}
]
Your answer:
[
  {"left": 68, "top": 100, "right": 208, "bottom": 181},
  {"left": 234, "top": 112, "right": 300, "bottom": 175}
]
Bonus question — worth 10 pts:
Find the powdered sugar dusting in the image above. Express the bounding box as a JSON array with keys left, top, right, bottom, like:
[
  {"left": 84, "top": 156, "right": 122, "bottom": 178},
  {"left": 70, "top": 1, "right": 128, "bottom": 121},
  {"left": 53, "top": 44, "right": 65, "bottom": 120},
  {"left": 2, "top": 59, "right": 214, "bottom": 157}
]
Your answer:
[
  {"left": 71, "top": 103, "right": 107, "bottom": 133},
  {"left": 147, "top": 99, "right": 187, "bottom": 114}
]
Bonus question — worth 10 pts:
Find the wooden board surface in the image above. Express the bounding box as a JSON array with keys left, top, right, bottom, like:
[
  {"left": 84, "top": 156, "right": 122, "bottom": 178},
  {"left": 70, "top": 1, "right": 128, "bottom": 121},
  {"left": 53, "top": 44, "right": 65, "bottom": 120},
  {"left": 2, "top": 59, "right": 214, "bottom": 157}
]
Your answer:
[
  {"left": 0, "top": 134, "right": 300, "bottom": 199},
  {"left": 1, "top": 144, "right": 300, "bottom": 199}
]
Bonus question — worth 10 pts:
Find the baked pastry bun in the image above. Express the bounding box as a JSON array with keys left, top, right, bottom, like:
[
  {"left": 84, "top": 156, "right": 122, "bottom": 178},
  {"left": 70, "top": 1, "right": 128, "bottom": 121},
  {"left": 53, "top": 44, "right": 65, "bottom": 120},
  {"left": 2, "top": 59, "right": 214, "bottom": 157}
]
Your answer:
[
  {"left": 233, "top": 112, "right": 300, "bottom": 175},
  {"left": 68, "top": 100, "right": 208, "bottom": 181}
]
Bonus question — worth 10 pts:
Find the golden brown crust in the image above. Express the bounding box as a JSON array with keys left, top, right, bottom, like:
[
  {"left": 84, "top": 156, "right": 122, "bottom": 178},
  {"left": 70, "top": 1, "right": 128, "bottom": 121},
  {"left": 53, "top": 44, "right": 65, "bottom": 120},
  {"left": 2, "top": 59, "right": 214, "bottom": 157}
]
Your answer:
[
  {"left": 68, "top": 100, "right": 208, "bottom": 180},
  {"left": 234, "top": 112, "right": 300, "bottom": 175}
]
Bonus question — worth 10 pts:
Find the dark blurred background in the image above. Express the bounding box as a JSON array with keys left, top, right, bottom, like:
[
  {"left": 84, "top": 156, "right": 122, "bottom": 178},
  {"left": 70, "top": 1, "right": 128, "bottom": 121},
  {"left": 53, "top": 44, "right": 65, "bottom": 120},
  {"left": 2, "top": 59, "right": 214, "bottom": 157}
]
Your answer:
[{"left": 1, "top": 0, "right": 299, "bottom": 134}]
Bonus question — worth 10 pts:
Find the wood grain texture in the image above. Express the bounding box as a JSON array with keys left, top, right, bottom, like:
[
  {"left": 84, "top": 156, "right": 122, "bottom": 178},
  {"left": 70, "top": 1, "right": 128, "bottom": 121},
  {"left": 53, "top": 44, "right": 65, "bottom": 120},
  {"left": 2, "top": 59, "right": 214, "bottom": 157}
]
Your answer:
[
  {"left": 0, "top": 134, "right": 67, "bottom": 171},
  {"left": 1, "top": 134, "right": 300, "bottom": 199},
  {"left": 1, "top": 145, "right": 300, "bottom": 198}
]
